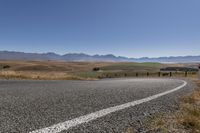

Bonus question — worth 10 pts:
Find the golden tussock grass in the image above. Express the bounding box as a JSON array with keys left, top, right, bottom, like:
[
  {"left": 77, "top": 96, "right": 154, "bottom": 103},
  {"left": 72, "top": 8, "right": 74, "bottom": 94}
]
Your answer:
[
  {"left": 125, "top": 127, "right": 135, "bottom": 133},
  {"left": 148, "top": 80, "right": 200, "bottom": 133},
  {"left": 0, "top": 70, "right": 98, "bottom": 80},
  {"left": 0, "top": 60, "right": 113, "bottom": 80}
]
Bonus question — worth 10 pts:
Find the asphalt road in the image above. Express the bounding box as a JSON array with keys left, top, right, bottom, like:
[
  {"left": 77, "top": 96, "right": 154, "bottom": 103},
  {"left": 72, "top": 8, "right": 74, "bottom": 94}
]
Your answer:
[{"left": 0, "top": 78, "right": 193, "bottom": 133}]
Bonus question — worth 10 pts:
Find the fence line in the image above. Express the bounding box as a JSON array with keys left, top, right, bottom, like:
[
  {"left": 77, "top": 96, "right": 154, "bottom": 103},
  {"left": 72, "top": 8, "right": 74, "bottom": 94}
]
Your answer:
[{"left": 99, "top": 71, "right": 197, "bottom": 79}]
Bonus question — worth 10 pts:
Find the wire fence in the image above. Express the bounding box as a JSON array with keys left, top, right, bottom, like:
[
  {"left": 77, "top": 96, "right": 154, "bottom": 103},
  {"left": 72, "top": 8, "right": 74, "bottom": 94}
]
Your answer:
[{"left": 98, "top": 71, "right": 197, "bottom": 79}]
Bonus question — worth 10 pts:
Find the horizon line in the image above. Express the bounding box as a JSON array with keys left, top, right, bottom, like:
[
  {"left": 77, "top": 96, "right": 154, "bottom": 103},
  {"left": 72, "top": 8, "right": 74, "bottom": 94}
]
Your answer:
[{"left": 1, "top": 50, "right": 200, "bottom": 59}]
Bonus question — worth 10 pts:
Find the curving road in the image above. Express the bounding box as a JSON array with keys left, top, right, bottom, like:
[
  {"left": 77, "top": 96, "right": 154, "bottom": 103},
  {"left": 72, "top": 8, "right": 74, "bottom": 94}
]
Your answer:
[{"left": 0, "top": 78, "right": 193, "bottom": 133}]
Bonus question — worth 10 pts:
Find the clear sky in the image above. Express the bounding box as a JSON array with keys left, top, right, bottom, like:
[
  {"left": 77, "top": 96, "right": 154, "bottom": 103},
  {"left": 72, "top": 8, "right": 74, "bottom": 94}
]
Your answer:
[{"left": 0, "top": 0, "right": 200, "bottom": 58}]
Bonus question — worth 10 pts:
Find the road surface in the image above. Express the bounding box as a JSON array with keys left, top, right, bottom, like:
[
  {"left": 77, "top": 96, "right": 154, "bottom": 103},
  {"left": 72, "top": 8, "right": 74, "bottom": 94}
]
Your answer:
[{"left": 0, "top": 78, "right": 193, "bottom": 133}]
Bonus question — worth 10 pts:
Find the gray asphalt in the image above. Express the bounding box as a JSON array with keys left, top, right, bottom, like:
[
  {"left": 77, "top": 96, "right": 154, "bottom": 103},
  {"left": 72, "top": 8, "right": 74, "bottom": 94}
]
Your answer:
[{"left": 0, "top": 78, "right": 194, "bottom": 133}]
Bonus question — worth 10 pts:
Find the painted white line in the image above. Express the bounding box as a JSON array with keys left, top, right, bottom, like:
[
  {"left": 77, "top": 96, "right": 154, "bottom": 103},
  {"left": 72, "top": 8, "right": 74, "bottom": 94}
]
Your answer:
[{"left": 30, "top": 80, "right": 187, "bottom": 133}]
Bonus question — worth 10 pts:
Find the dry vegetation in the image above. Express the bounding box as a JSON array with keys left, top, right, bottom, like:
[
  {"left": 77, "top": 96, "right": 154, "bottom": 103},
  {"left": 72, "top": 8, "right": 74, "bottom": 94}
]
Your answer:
[
  {"left": 147, "top": 80, "right": 200, "bottom": 133},
  {"left": 125, "top": 127, "right": 135, "bottom": 133},
  {"left": 0, "top": 60, "right": 165, "bottom": 80},
  {"left": 0, "top": 60, "right": 113, "bottom": 80},
  {"left": 0, "top": 60, "right": 198, "bottom": 80}
]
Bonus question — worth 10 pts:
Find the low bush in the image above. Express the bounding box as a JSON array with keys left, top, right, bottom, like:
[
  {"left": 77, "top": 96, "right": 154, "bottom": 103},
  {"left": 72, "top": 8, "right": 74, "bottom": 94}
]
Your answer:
[
  {"left": 3, "top": 65, "right": 10, "bottom": 69},
  {"left": 93, "top": 67, "right": 100, "bottom": 71}
]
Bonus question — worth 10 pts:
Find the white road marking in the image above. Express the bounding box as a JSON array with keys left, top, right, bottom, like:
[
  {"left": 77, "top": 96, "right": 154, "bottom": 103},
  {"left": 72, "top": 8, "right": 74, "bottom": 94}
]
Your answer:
[{"left": 30, "top": 80, "right": 187, "bottom": 133}]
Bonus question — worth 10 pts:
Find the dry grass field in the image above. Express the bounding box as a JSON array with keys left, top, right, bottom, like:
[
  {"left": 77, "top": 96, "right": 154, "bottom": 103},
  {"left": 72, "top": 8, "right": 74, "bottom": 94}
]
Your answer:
[
  {"left": 0, "top": 60, "right": 114, "bottom": 80},
  {"left": 0, "top": 60, "right": 198, "bottom": 80}
]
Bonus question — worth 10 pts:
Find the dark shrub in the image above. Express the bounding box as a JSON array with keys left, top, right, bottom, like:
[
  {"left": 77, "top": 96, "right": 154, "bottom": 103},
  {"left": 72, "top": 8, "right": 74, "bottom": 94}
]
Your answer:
[
  {"left": 3, "top": 65, "right": 10, "bottom": 69},
  {"left": 93, "top": 67, "right": 100, "bottom": 71}
]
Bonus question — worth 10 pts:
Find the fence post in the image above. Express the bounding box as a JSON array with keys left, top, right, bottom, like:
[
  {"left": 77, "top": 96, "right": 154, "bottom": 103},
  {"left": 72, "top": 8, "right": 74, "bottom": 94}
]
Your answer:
[
  {"left": 170, "top": 72, "right": 172, "bottom": 77},
  {"left": 185, "top": 71, "right": 188, "bottom": 77},
  {"left": 136, "top": 73, "right": 138, "bottom": 77},
  {"left": 158, "top": 72, "right": 161, "bottom": 77},
  {"left": 198, "top": 65, "right": 200, "bottom": 79},
  {"left": 147, "top": 72, "right": 149, "bottom": 77},
  {"left": 124, "top": 73, "right": 127, "bottom": 77}
]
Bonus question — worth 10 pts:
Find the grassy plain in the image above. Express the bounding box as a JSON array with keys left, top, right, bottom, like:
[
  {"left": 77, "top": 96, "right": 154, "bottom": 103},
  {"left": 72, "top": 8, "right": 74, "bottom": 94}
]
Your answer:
[
  {"left": 0, "top": 60, "right": 197, "bottom": 80},
  {"left": 0, "top": 60, "right": 112, "bottom": 80},
  {"left": 0, "top": 60, "right": 162, "bottom": 80}
]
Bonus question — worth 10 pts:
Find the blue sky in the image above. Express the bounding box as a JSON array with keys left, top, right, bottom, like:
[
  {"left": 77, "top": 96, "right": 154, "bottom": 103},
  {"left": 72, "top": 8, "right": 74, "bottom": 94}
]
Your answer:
[{"left": 0, "top": 0, "right": 200, "bottom": 58}]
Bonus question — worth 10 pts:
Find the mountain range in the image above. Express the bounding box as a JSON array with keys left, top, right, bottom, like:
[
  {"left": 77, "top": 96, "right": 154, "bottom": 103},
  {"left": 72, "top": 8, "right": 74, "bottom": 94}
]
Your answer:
[{"left": 0, "top": 51, "right": 200, "bottom": 63}]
